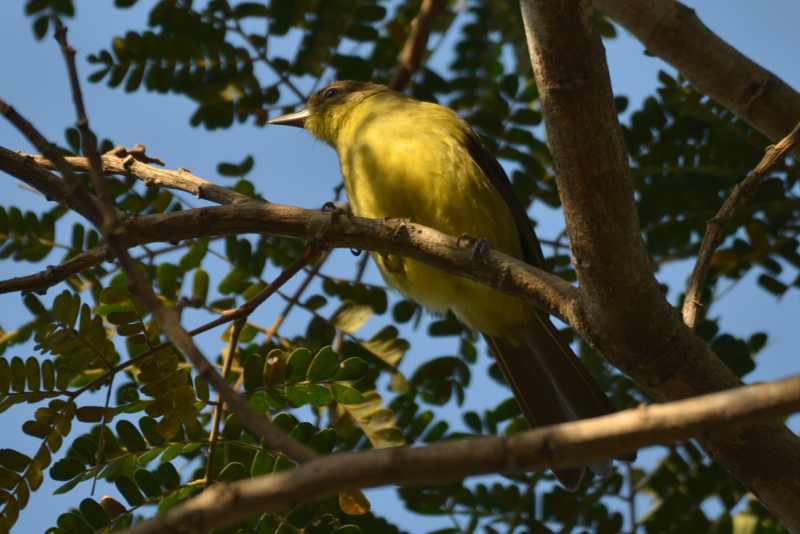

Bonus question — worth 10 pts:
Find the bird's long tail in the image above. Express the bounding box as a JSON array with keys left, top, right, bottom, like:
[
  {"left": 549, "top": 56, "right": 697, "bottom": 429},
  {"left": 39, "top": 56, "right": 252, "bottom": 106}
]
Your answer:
[{"left": 485, "top": 312, "right": 619, "bottom": 491}]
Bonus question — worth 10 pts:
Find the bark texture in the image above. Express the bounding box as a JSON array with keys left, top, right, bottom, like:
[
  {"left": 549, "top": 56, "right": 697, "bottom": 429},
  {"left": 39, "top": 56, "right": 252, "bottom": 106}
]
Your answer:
[
  {"left": 596, "top": 0, "right": 800, "bottom": 146},
  {"left": 519, "top": 0, "right": 800, "bottom": 529}
]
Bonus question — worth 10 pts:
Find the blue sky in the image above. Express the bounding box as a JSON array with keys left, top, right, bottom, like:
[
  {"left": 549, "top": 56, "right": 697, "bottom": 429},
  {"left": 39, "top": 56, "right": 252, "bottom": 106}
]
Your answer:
[{"left": 1, "top": 1, "right": 799, "bottom": 532}]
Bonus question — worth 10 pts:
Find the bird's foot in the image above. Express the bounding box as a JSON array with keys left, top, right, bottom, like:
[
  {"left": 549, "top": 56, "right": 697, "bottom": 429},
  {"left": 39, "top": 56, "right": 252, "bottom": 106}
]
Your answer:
[
  {"left": 457, "top": 234, "right": 491, "bottom": 263},
  {"left": 321, "top": 201, "right": 350, "bottom": 217}
]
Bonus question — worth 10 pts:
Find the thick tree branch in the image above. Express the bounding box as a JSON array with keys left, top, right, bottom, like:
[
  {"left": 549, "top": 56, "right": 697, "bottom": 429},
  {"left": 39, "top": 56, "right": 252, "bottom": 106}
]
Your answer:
[
  {"left": 0, "top": 110, "right": 101, "bottom": 224},
  {"left": 124, "top": 372, "right": 800, "bottom": 534},
  {"left": 0, "top": 146, "right": 97, "bottom": 222},
  {"left": 520, "top": 0, "right": 671, "bottom": 367},
  {"left": 519, "top": 0, "right": 800, "bottom": 528},
  {"left": 683, "top": 120, "right": 800, "bottom": 328},
  {"left": 595, "top": 0, "right": 800, "bottom": 148},
  {"left": 125, "top": 204, "right": 584, "bottom": 326},
  {"left": 0, "top": 148, "right": 580, "bottom": 325}
]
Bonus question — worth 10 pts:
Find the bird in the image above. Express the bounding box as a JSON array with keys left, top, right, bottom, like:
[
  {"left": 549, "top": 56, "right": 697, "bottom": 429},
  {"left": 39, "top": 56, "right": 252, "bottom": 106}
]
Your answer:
[{"left": 269, "top": 80, "right": 620, "bottom": 490}]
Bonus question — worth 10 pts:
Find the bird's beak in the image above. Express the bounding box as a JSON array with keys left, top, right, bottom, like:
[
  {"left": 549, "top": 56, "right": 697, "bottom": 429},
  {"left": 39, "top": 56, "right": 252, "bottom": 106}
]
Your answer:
[{"left": 268, "top": 108, "right": 311, "bottom": 128}]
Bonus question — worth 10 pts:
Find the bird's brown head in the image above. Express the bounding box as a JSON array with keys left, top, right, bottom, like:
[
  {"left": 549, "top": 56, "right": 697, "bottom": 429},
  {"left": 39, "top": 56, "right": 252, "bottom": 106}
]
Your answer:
[{"left": 268, "top": 80, "right": 388, "bottom": 144}]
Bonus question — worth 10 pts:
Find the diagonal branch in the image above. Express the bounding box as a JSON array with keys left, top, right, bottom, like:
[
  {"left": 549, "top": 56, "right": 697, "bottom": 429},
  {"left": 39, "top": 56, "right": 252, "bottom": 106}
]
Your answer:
[
  {"left": 0, "top": 148, "right": 581, "bottom": 327},
  {"left": 519, "top": 0, "right": 800, "bottom": 529},
  {"left": 27, "top": 147, "right": 254, "bottom": 205},
  {"left": 389, "top": 0, "right": 447, "bottom": 91},
  {"left": 0, "top": 106, "right": 101, "bottom": 224},
  {"left": 0, "top": 27, "right": 316, "bottom": 466},
  {"left": 123, "top": 371, "right": 800, "bottom": 534},
  {"left": 595, "top": 0, "right": 800, "bottom": 149},
  {"left": 0, "top": 246, "right": 108, "bottom": 294},
  {"left": 683, "top": 120, "right": 800, "bottom": 328}
]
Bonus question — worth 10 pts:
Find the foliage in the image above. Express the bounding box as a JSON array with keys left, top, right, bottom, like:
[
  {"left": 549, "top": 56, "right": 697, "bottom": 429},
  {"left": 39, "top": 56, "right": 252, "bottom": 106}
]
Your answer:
[{"left": 0, "top": 0, "right": 796, "bottom": 532}]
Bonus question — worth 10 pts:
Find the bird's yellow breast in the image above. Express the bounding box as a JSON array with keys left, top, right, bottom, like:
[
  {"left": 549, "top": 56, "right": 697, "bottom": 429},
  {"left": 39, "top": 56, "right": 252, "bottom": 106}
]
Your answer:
[{"left": 334, "top": 93, "right": 532, "bottom": 336}]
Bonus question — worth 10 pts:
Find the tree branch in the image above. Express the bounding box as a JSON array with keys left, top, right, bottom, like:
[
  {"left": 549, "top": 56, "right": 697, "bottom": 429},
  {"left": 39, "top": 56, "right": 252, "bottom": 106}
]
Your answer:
[
  {"left": 0, "top": 109, "right": 100, "bottom": 224},
  {"left": 519, "top": 1, "right": 800, "bottom": 528},
  {"left": 389, "top": 0, "right": 447, "bottom": 91},
  {"left": 0, "top": 148, "right": 581, "bottom": 326},
  {"left": 0, "top": 246, "right": 108, "bottom": 294},
  {"left": 683, "top": 120, "right": 800, "bottom": 328},
  {"left": 205, "top": 319, "right": 244, "bottom": 485},
  {"left": 1, "top": 29, "right": 317, "bottom": 465},
  {"left": 26, "top": 146, "right": 254, "bottom": 205},
  {"left": 595, "top": 0, "right": 800, "bottom": 148},
  {"left": 123, "top": 372, "right": 800, "bottom": 534}
]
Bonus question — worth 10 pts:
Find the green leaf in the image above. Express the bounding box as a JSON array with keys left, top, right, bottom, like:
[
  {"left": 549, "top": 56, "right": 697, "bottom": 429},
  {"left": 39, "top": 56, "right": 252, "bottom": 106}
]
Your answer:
[
  {"left": 244, "top": 353, "right": 265, "bottom": 392},
  {"left": 139, "top": 416, "right": 165, "bottom": 446},
  {"left": 192, "top": 268, "right": 210, "bottom": 304},
  {"left": 22, "top": 420, "right": 48, "bottom": 439},
  {"left": 157, "top": 263, "right": 181, "bottom": 300},
  {"left": 100, "top": 285, "right": 129, "bottom": 304},
  {"left": 10, "top": 357, "right": 25, "bottom": 393},
  {"left": 331, "top": 302, "right": 372, "bottom": 334},
  {"left": 218, "top": 461, "right": 248, "bottom": 481},
  {"left": 156, "top": 462, "right": 180, "bottom": 490},
  {"left": 285, "top": 384, "right": 311, "bottom": 407},
  {"left": 134, "top": 468, "right": 162, "bottom": 498},
  {"left": 251, "top": 451, "right": 274, "bottom": 477},
  {"left": 0, "top": 359, "right": 9, "bottom": 395},
  {"left": 331, "top": 383, "right": 363, "bottom": 405},
  {"left": 217, "top": 155, "right": 254, "bottom": 177},
  {"left": 307, "top": 345, "right": 339, "bottom": 381},
  {"left": 286, "top": 348, "right": 312, "bottom": 382},
  {"left": 32, "top": 16, "right": 49, "bottom": 40},
  {"left": 0, "top": 467, "right": 20, "bottom": 489},
  {"left": 180, "top": 238, "right": 209, "bottom": 271},
  {"left": 116, "top": 420, "right": 148, "bottom": 452},
  {"left": 40, "top": 360, "right": 55, "bottom": 391},
  {"left": 392, "top": 299, "right": 417, "bottom": 323},
  {"left": 361, "top": 326, "right": 409, "bottom": 367},
  {"left": 50, "top": 458, "right": 84, "bottom": 481},
  {"left": 340, "top": 391, "right": 404, "bottom": 449},
  {"left": 0, "top": 450, "right": 30, "bottom": 472},
  {"left": 115, "top": 476, "right": 144, "bottom": 506},
  {"left": 334, "top": 357, "right": 368, "bottom": 381},
  {"left": 79, "top": 497, "right": 110, "bottom": 529}
]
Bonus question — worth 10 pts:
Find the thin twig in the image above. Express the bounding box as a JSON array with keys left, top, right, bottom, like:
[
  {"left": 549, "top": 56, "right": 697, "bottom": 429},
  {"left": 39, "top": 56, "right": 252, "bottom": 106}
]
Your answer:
[
  {"left": 91, "top": 373, "right": 115, "bottom": 495},
  {"left": 206, "top": 319, "right": 245, "bottom": 485},
  {"left": 191, "top": 245, "right": 323, "bottom": 339},
  {"left": 264, "top": 251, "right": 329, "bottom": 346},
  {"left": 333, "top": 252, "right": 369, "bottom": 352},
  {"left": 25, "top": 147, "right": 253, "bottom": 205},
  {"left": 682, "top": 120, "right": 800, "bottom": 328},
  {"left": 626, "top": 463, "right": 637, "bottom": 534},
  {"left": 0, "top": 246, "right": 107, "bottom": 294},
  {"left": 54, "top": 21, "right": 117, "bottom": 230},
  {"left": 0, "top": 102, "right": 100, "bottom": 224},
  {"left": 389, "top": 0, "right": 447, "bottom": 91},
  {"left": 41, "top": 24, "right": 316, "bottom": 464}
]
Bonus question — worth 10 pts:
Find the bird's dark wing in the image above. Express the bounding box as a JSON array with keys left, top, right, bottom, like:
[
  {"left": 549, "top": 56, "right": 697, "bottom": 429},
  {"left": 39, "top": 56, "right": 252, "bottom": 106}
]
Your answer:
[
  {"left": 464, "top": 129, "right": 629, "bottom": 489},
  {"left": 463, "top": 131, "right": 546, "bottom": 267}
]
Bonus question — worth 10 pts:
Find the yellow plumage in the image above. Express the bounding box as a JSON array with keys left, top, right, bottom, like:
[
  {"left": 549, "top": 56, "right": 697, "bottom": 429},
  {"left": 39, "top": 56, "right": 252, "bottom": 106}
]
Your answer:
[
  {"left": 306, "top": 87, "right": 530, "bottom": 337},
  {"left": 269, "top": 80, "right": 623, "bottom": 490}
]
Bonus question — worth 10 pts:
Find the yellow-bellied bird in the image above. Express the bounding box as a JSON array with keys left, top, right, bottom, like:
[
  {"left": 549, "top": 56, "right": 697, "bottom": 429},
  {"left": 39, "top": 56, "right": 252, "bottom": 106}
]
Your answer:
[{"left": 270, "top": 81, "right": 620, "bottom": 489}]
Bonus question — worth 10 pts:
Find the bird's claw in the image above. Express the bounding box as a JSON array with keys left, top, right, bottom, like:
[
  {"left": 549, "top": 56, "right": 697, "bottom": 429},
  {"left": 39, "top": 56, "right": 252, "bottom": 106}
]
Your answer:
[{"left": 457, "top": 234, "right": 491, "bottom": 263}]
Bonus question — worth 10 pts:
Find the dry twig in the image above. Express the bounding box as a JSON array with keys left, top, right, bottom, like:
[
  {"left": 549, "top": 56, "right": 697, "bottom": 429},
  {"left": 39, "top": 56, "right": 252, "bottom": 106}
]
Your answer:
[{"left": 682, "top": 120, "right": 800, "bottom": 327}]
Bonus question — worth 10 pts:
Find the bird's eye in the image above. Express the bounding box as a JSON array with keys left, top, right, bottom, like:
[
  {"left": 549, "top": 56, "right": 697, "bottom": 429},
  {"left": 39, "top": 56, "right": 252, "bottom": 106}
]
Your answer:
[{"left": 322, "top": 87, "right": 339, "bottom": 99}]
